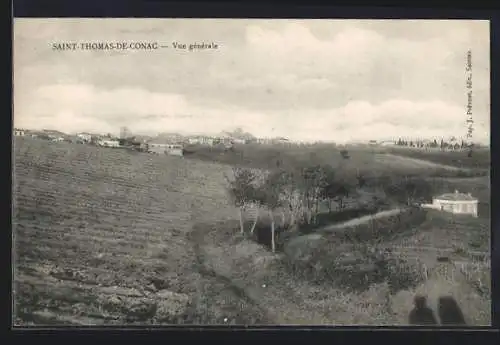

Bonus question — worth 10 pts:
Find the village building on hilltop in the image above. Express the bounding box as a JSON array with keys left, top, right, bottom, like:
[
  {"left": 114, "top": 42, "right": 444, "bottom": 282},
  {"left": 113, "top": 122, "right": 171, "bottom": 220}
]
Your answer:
[
  {"left": 147, "top": 142, "right": 184, "bottom": 156},
  {"left": 77, "top": 133, "right": 93, "bottom": 143},
  {"left": 422, "top": 190, "right": 479, "bottom": 217},
  {"left": 97, "top": 138, "right": 120, "bottom": 148},
  {"left": 13, "top": 128, "right": 26, "bottom": 136}
]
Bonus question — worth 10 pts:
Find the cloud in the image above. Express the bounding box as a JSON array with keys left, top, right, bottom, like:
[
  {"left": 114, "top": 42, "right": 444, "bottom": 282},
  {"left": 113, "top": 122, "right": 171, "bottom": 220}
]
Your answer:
[
  {"left": 14, "top": 83, "right": 489, "bottom": 144},
  {"left": 13, "top": 19, "right": 490, "bottom": 143}
]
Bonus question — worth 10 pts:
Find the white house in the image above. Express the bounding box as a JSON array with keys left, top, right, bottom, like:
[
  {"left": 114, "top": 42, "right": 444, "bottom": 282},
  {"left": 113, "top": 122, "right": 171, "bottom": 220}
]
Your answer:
[
  {"left": 13, "top": 129, "right": 25, "bottom": 136},
  {"left": 165, "top": 144, "right": 184, "bottom": 157},
  {"left": 188, "top": 137, "right": 200, "bottom": 145},
  {"left": 232, "top": 138, "right": 247, "bottom": 145},
  {"left": 77, "top": 133, "right": 92, "bottom": 142},
  {"left": 199, "top": 137, "right": 214, "bottom": 146},
  {"left": 379, "top": 141, "right": 396, "bottom": 147},
  {"left": 147, "top": 143, "right": 183, "bottom": 156},
  {"left": 422, "top": 190, "right": 478, "bottom": 217},
  {"left": 98, "top": 139, "right": 120, "bottom": 148},
  {"left": 148, "top": 144, "right": 166, "bottom": 155}
]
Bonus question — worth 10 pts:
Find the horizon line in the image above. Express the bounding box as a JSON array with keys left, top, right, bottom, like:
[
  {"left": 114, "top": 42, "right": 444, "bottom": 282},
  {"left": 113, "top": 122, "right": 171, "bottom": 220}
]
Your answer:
[{"left": 13, "top": 126, "right": 490, "bottom": 146}]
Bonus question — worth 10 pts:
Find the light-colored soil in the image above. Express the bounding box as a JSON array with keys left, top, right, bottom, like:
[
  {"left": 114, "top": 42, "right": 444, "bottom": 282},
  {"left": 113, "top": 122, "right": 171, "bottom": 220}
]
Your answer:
[
  {"left": 375, "top": 153, "right": 465, "bottom": 171},
  {"left": 318, "top": 208, "right": 403, "bottom": 232}
]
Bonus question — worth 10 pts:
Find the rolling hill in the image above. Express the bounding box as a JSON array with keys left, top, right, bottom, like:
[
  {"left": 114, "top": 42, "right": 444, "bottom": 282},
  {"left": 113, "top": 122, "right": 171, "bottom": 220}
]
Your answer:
[
  {"left": 13, "top": 137, "right": 261, "bottom": 325},
  {"left": 12, "top": 136, "right": 491, "bottom": 325}
]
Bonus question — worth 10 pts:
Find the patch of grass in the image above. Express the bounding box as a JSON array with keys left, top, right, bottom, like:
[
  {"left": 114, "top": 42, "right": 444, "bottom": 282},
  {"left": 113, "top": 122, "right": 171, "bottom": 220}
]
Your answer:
[
  {"left": 282, "top": 241, "right": 427, "bottom": 295},
  {"left": 384, "top": 147, "right": 490, "bottom": 170},
  {"left": 458, "top": 260, "right": 491, "bottom": 298},
  {"left": 183, "top": 141, "right": 486, "bottom": 178}
]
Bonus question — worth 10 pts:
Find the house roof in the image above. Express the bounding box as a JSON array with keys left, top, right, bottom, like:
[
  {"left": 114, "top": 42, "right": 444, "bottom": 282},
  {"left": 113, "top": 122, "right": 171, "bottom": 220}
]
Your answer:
[{"left": 435, "top": 190, "right": 477, "bottom": 201}]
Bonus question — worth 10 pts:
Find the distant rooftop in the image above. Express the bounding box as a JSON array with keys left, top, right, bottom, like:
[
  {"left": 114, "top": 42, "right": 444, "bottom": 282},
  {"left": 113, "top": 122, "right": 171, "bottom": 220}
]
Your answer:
[{"left": 435, "top": 190, "right": 477, "bottom": 201}]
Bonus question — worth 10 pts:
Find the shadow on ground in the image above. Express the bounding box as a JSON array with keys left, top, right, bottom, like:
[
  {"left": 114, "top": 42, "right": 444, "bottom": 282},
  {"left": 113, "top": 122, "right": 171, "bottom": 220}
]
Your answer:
[{"left": 408, "top": 295, "right": 467, "bottom": 326}]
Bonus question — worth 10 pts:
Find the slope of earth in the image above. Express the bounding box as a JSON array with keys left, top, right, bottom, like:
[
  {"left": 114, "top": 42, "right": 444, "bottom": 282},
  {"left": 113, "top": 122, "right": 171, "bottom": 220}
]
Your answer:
[
  {"left": 12, "top": 137, "right": 265, "bottom": 325},
  {"left": 192, "top": 207, "right": 491, "bottom": 325},
  {"left": 184, "top": 144, "right": 479, "bottom": 178},
  {"left": 191, "top": 221, "right": 397, "bottom": 325}
]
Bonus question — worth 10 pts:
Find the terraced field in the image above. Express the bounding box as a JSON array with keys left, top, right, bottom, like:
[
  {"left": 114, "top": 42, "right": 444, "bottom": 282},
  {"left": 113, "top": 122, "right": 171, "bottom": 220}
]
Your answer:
[{"left": 13, "top": 137, "right": 268, "bottom": 325}]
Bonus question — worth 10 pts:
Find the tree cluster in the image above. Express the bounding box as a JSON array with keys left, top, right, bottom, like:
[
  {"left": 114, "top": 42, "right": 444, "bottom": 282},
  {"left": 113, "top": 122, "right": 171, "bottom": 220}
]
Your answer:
[
  {"left": 226, "top": 159, "right": 434, "bottom": 253},
  {"left": 395, "top": 138, "right": 472, "bottom": 151},
  {"left": 226, "top": 164, "right": 358, "bottom": 252}
]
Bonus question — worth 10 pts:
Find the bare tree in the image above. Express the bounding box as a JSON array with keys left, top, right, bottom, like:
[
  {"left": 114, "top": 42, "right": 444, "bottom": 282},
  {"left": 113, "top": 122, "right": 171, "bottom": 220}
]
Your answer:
[
  {"left": 225, "top": 167, "right": 259, "bottom": 234},
  {"left": 258, "top": 170, "right": 290, "bottom": 253}
]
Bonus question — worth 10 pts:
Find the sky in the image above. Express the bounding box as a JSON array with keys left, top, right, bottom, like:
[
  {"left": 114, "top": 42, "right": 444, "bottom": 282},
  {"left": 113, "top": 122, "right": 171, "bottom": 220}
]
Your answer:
[{"left": 13, "top": 19, "right": 490, "bottom": 144}]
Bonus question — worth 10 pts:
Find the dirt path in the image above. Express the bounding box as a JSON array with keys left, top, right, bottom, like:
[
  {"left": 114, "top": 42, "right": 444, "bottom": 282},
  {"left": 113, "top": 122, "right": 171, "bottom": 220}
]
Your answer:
[
  {"left": 317, "top": 208, "right": 403, "bottom": 233},
  {"left": 376, "top": 153, "right": 466, "bottom": 171}
]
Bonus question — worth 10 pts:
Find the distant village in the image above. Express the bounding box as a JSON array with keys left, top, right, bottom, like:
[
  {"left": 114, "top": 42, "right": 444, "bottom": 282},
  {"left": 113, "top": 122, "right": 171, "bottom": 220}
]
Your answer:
[
  {"left": 12, "top": 127, "right": 294, "bottom": 157},
  {"left": 13, "top": 126, "right": 482, "bottom": 156}
]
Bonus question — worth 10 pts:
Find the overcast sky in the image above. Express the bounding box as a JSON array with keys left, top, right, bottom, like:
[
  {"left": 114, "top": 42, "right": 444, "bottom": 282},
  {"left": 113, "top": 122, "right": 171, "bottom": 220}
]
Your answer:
[{"left": 13, "top": 19, "right": 490, "bottom": 143}]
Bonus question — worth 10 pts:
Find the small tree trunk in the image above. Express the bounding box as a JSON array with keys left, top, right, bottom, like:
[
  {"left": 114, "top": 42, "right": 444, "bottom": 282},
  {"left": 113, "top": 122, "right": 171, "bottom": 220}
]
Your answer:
[
  {"left": 250, "top": 206, "right": 259, "bottom": 234},
  {"left": 238, "top": 206, "right": 244, "bottom": 234},
  {"left": 328, "top": 200, "right": 332, "bottom": 213},
  {"left": 281, "top": 210, "right": 286, "bottom": 228},
  {"left": 270, "top": 210, "right": 276, "bottom": 253},
  {"left": 306, "top": 209, "right": 312, "bottom": 224}
]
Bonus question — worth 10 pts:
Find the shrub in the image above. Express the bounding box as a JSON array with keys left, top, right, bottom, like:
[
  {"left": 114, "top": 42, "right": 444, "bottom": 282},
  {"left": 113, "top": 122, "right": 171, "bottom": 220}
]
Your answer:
[
  {"left": 282, "top": 242, "right": 427, "bottom": 294},
  {"left": 382, "top": 255, "right": 428, "bottom": 294}
]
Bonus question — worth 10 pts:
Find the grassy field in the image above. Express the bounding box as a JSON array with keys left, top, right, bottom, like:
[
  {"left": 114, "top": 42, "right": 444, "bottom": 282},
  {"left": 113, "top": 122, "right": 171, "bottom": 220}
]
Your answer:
[
  {"left": 13, "top": 137, "right": 491, "bottom": 325},
  {"left": 382, "top": 146, "right": 490, "bottom": 171},
  {"left": 184, "top": 143, "right": 488, "bottom": 178}
]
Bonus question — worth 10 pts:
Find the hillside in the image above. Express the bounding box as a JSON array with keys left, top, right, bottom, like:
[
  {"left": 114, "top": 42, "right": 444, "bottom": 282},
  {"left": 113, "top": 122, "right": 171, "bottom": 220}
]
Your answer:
[
  {"left": 13, "top": 137, "right": 260, "bottom": 325},
  {"left": 12, "top": 137, "right": 491, "bottom": 325},
  {"left": 183, "top": 144, "right": 487, "bottom": 179},
  {"left": 382, "top": 147, "right": 490, "bottom": 171}
]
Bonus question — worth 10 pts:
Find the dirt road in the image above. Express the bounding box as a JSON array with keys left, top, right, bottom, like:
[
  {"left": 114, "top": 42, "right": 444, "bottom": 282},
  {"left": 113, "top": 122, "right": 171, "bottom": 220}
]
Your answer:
[
  {"left": 317, "top": 208, "right": 403, "bottom": 233},
  {"left": 375, "top": 153, "right": 466, "bottom": 171}
]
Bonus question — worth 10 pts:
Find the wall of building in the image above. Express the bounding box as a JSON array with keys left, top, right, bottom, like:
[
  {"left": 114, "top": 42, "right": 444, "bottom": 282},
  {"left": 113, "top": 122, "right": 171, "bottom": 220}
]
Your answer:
[
  {"left": 148, "top": 146, "right": 166, "bottom": 154},
  {"left": 166, "top": 148, "right": 183, "bottom": 157},
  {"left": 99, "top": 140, "right": 120, "bottom": 148},
  {"left": 431, "top": 198, "right": 478, "bottom": 217}
]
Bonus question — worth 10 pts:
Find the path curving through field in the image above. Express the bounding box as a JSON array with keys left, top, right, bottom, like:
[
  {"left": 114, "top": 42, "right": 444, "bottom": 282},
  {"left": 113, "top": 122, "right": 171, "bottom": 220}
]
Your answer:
[
  {"left": 375, "top": 153, "right": 467, "bottom": 171},
  {"left": 317, "top": 208, "right": 404, "bottom": 233}
]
